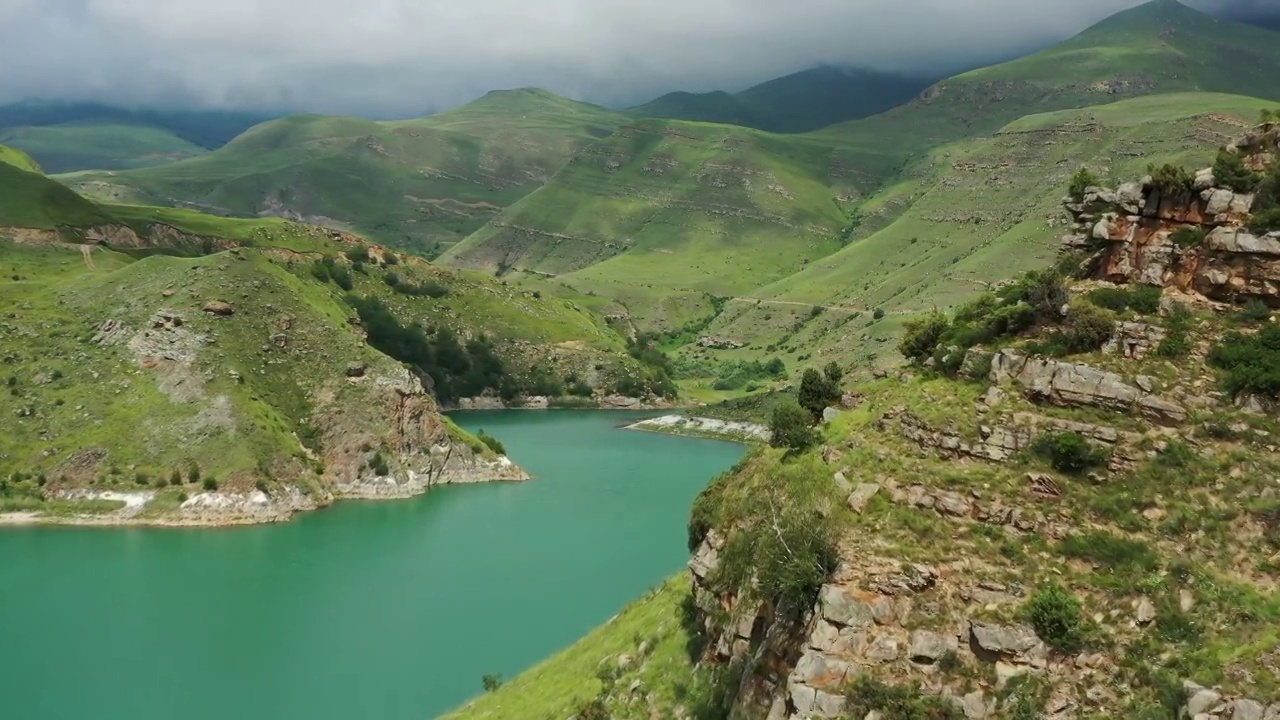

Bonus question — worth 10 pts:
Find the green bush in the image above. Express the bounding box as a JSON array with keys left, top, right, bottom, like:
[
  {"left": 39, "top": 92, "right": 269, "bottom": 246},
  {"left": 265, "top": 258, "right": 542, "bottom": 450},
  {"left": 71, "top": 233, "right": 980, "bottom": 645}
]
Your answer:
[
  {"left": 769, "top": 402, "right": 818, "bottom": 452},
  {"left": 475, "top": 430, "right": 506, "bottom": 455},
  {"left": 899, "top": 312, "right": 950, "bottom": 361},
  {"left": 202, "top": 476, "right": 218, "bottom": 492},
  {"left": 1155, "top": 305, "right": 1195, "bottom": 359},
  {"left": 1148, "top": 163, "right": 1194, "bottom": 197},
  {"left": 1169, "top": 226, "right": 1206, "bottom": 248},
  {"left": 1021, "top": 583, "right": 1085, "bottom": 653},
  {"left": 844, "top": 677, "right": 964, "bottom": 720},
  {"left": 1033, "top": 432, "right": 1109, "bottom": 474},
  {"left": 1085, "top": 286, "right": 1162, "bottom": 314},
  {"left": 1068, "top": 167, "right": 1100, "bottom": 201},
  {"left": 1208, "top": 324, "right": 1280, "bottom": 399},
  {"left": 1250, "top": 206, "right": 1280, "bottom": 234},
  {"left": 797, "top": 364, "right": 842, "bottom": 421},
  {"left": 481, "top": 674, "right": 503, "bottom": 692},
  {"left": 1212, "top": 150, "right": 1261, "bottom": 193},
  {"left": 1236, "top": 299, "right": 1272, "bottom": 324},
  {"left": 1060, "top": 303, "right": 1116, "bottom": 354}
]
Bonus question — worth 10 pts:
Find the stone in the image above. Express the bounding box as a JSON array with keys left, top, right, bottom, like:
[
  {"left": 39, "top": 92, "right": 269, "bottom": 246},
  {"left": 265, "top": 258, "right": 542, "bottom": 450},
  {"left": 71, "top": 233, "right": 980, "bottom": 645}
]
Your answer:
[
  {"left": 833, "top": 471, "right": 852, "bottom": 493},
  {"left": 936, "top": 493, "right": 971, "bottom": 517},
  {"left": 962, "top": 691, "right": 987, "bottom": 720},
  {"left": 994, "top": 661, "right": 1028, "bottom": 687},
  {"left": 1136, "top": 597, "right": 1157, "bottom": 625},
  {"left": 1233, "top": 699, "right": 1265, "bottom": 720},
  {"left": 865, "top": 636, "right": 899, "bottom": 663},
  {"left": 1193, "top": 168, "right": 1216, "bottom": 191},
  {"left": 202, "top": 301, "right": 235, "bottom": 316},
  {"left": 823, "top": 407, "right": 842, "bottom": 424},
  {"left": 909, "top": 630, "right": 957, "bottom": 662},
  {"left": 847, "top": 483, "right": 881, "bottom": 513},
  {"left": 346, "top": 361, "right": 367, "bottom": 378},
  {"left": 1135, "top": 375, "right": 1155, "bottom": 393},
  {"left": 1205, "top": 188, "right": 1236, "bottom": 216},
  {"left": 820, "top": 586, "right": 876, "bottom": 629},
  {"left": 1185, "top": 687, "right": 1222, "bottom": 717},
  {"left": 989, "top": 350, "right": 1186, "bottom": 424},
  {"left": 970, "top": 622, "right": 1041, "bottom": 656},
  {"left": 1180, "top": 589, "right": 1196, "bottom": 613}
]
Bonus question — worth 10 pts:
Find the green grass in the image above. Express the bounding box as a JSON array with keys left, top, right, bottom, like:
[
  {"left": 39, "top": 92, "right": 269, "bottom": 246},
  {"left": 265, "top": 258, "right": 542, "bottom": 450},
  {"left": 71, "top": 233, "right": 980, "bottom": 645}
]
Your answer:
[
  {"left": 442, "top": 576, "right": 698, "bottom": 720},
  {"left": 62, "top": 90, "right": 629, "bottom": 256},
  {"left": 0, "top": 122, "right": 206, "bottom": 173},
  {"left": 0, "top": 144, "right": 41, "bottom": 173},
  {"left": 0, "top": 160, "right": 116, "bottom": 228}
]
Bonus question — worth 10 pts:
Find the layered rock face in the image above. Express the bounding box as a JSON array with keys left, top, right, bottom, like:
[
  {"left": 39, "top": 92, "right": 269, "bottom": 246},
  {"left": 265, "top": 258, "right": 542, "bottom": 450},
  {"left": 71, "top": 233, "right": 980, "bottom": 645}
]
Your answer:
[{"left": 1064, "top": 123, "right": 1279, "bottom": 305}]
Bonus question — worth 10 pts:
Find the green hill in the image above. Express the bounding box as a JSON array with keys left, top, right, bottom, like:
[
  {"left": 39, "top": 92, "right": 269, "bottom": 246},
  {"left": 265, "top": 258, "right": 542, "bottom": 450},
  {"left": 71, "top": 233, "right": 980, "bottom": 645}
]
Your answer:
[
  {"left": 440, "top": 119, "right": 850, "bottom": 328},
  {"left": 686, "top": 92, "right": 1272, "bottom": 371},
  {"left": 62, "top": 89, "right": 628, "bottom": 257},
  {"left": 0, "top": 122, "right": 208, "bottom": 172},
  {"left": 631, "top": 66, "right": 934, "bottom": 133}
]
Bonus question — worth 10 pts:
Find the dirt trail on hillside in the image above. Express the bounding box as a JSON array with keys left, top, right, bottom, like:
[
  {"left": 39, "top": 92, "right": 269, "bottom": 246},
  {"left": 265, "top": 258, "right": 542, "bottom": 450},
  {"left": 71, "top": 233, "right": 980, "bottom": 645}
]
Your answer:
[
  {"left": 79, "top": 245, "right": 98, "bottom": 270},
  {"left": 728, "top": 297, "right": 907, "bottom": 316}
]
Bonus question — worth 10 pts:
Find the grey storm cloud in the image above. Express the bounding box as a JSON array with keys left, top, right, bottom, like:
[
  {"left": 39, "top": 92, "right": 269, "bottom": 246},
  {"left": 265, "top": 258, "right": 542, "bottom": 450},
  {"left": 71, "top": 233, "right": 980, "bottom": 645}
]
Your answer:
[{"left": 0, "top": 0, "right": 1269, "bottom": 116}]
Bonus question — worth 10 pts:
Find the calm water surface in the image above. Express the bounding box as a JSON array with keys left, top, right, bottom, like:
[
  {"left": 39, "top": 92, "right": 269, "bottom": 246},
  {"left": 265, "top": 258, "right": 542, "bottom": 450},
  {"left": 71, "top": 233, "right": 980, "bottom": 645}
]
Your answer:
[{"left": 0, "top": 410, "right": 743, "bottom": 720}]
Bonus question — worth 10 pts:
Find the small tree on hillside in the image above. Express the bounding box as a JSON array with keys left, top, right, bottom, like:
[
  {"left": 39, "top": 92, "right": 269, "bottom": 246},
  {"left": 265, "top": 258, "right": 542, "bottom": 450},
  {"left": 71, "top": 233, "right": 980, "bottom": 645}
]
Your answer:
[
  {"left": 769, "top": 402, "right": 818, "bottom": 452},
  {"left": 1068, "top": 167, "right": 1100, "bottom": 201},
  {"left": 798, "top": 367, "right": 841, "bottom": 421}
]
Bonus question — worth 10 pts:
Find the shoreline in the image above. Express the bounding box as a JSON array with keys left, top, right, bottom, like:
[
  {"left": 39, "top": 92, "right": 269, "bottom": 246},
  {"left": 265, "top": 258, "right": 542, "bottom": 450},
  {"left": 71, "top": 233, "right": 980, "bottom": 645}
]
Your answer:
[
  {"left": 0, "top": 455, "right": 529, "bottom": 530},
  {"left": 622, "top": 415, "right": 769, "bottom": 444}
]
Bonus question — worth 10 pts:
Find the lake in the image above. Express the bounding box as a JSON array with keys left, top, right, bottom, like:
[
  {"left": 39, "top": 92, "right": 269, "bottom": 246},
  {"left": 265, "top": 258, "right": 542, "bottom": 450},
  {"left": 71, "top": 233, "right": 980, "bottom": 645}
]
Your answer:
[{"left": 0, "top": 410, "right": 743, "bottom": 719}]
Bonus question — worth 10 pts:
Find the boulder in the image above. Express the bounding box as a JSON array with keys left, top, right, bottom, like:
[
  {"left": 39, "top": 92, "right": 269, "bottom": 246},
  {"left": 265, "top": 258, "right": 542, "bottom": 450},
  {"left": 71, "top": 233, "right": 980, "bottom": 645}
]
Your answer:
[
  {"left": 1206, "top": 227, "right": 1280, "bottom": 256},
  {"left": 1136, "top": 597, "right": 1157, "bottom": 625},
  {"left": 345, "top": 361, "right": 367, "bottom": 378},
  {"left": 970, "top": 622, "right": 1041, "bottom": 656},
  {"left": 1232, "top": 699, "right": 1265, "bottom": 720},
  {"left": 989, "top": 350, "right": 1186, "bottom": 424},
  {"left": 909, "top": 630, "right": 957, "bottom": 663},
  {"left": 1184, "top": 685, "right": 1222, "bottom": 717},
  {"left": 202, "top": 301, "right": 235, "bottom": 316},
  {"left": 847, "top": 483, "right": 881, "bottom": 513},
  {"left": 822, "top": 407, "right": 842, "bottom": 424},
  {"left": 820, "top": 586, "right": 877, "bottom": 629}
]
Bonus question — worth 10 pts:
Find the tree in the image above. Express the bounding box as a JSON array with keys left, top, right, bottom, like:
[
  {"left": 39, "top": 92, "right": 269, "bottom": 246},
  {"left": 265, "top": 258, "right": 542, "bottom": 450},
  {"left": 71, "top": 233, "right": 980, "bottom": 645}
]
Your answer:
[
  {"left": 1212, "top": 150, "right": 1261, "bottom": 193},
  {"left": 769, "top": 402, "right": 818, "bottom": 451},
  {"left": 481, "top": 674, "right": 503, "bottom": 692},
  {"left": 899, "top": 311, "right": 950, "bottom": 361},
  {"left": 1068, "top": 166, "right": 1100, "bottom": 201},
  {"left": 797, "top": 368, "right": 840, "bottom": 421}
]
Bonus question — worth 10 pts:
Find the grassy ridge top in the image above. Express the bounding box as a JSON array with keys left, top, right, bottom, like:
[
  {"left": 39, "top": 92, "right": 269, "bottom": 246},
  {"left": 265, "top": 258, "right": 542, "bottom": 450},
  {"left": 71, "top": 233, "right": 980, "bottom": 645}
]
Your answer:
[
  {"left": 60, "top": 90, "right": 629, "bottom": 256},
  {"left": 0, "top": 122, "right": 207, "bottom": 173}
]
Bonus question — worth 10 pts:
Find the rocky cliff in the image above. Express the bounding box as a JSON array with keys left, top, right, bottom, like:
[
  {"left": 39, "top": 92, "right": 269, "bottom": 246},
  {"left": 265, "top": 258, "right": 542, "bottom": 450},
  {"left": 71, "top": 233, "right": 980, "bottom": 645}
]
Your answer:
[{"left": 674, "top": 123, "right": 1280, "bottom": 720}]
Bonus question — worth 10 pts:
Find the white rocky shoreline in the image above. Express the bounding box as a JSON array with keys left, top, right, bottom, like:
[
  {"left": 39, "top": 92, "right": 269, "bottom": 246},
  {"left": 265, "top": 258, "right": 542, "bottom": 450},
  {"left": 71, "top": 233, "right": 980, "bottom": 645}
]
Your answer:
[{"left": 624, "top": 415, "right": 770, "bottom": 443}]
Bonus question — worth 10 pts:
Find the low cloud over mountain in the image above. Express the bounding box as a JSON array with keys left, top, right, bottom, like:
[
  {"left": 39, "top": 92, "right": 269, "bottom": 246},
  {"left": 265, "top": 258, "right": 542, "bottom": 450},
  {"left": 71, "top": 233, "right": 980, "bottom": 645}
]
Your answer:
[{"left": 2, "top": 0, "right": 1275, "bottom": 116}]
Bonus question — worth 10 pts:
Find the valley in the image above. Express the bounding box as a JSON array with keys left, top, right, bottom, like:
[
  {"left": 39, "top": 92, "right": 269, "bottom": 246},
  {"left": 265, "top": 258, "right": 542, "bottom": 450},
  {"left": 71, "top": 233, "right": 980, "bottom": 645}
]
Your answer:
[{"left": 3, "top": 0, "right": 1280, "bottom": 718}]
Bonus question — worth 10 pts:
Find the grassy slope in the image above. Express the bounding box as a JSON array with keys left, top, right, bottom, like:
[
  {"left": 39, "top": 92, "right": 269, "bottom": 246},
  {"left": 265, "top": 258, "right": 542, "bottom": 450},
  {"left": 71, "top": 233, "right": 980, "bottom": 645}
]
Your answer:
[
  {"left": 442, "top": 119, "right": 850, "bottom": 330},
  {"left": 0, "top": 122, "right": 207, "bottom": 172},
  {"left": 62, "top": 90, "right": 628, "bottom": 256},
  {"left": 692, "top": 93, "right": 1270, "bottom": 372},
  {"left": 443, "top": 577, "right": 699, "bottom": 720},
  {"left": 0, "top": 161, "right": 117, "bottom": 228}
]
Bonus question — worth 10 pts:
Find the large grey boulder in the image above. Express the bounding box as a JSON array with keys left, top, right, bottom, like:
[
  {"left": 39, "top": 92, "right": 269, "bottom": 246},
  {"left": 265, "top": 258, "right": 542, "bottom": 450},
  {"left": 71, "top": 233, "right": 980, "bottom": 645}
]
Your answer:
[
  {"left": 970, "top": 622, "right": 1041, "bottom": 656},
  {"left": 989, "top": 350, "right": 1186, "bottom": 424},
  {"left": 847, "top": 483, "right": 881, "bottom": 513},
  {"left": 909, "top": 630, "right": 958, "bottom": 662},
  {"left": 1206, "top": 227, "right": 1280, "bottom": 256},
  {"left": 819, "top": 586, "right": 876, "bottom": 629}
]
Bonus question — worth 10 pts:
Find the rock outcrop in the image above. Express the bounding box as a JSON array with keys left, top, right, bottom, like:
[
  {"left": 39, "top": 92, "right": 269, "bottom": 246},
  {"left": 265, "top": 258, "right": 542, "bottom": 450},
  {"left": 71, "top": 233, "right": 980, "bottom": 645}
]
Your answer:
[
  {"left": 989, "top": 350, "right": 1186, "bottom": 424},
  {"left": 1063, "top": 125, "right": 1280, "bottom": 306}
]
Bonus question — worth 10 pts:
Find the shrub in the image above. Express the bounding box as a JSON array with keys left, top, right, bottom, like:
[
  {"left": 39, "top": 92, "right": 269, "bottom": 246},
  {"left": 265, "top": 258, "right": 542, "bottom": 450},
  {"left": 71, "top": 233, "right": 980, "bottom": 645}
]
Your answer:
[
  {"left": 769, "top": 402, "right": 818, "bottom": 452},
  {"left": 1086, "top": 286, "right": 1162, "bottom": 315},
  {"left": 873, "top": 308, "right": 885, "bottom": 320},
  {"left": 1236, "top": 299, "right": 1272, "bottom": 324},
  {"left": 1169, "top": 226, "right": 1206, "bottom": 248},
  {"left": 1068, "top": 166, "right": 1100, "bottom": 201},
  {"left": 1033, "top": 432, "right": 1109, "bottom": 474},
  {"left": 1250, "top": 206, "right": 1280, "bottom": 234},
  {"left": 475, "top": 430, "right": 506, "bottom": 455},
  {"left": 1060, "top": 303, "right": 1116, "bottom": 354},
  {"left": 369, "top": 451, "right": 390, "bottom": 476},
  {"left": 481, "top": 674, "right": 503, "bottom": 692},
  {"left": 1155, "top": 305, "right": 1195, "bottom": 359},
  {"left": 202, "top": 476, "right": 218, "bottom": 492},
  {"left": 797, "top": 366, "right": 841, "bottom": 421},
  {"left": 1208, "top": 324, "right": 1280, "bottom": 399},
  {"left": 1212, "top": 150, "right": 1261, "bottom": 193},
  {"left": 844, "top": 677, "right": 964, "bottom": 720},
  {"left": 1148, "top": 163, "right": 1194, "bottom": 197},
  {"left": 344, "top": 246, "right": 370, "bottom": 264},
  {"left": 1022, "top": 583, "right": 1085, "bottom": 653},
  {"left": 187, "top": 463, "right": 201, "bottom": 483},
  {"left": 899, "top": 312, "right": 950, "bottom": 361}
]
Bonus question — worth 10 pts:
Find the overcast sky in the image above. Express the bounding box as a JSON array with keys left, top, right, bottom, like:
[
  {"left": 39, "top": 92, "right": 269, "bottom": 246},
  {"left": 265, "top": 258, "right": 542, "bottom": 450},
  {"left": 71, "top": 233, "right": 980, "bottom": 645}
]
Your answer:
[{"left": 2, "top": 0, "right": 1277, "bottom": 117}]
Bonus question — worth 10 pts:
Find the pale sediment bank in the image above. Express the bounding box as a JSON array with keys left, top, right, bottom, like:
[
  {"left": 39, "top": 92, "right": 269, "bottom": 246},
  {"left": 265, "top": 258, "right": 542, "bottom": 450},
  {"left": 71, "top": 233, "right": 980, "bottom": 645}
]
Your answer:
[
  {"left": 0, "top": 455, "right": 527, "bottom": 529},
  {"left": 624, "top": 415, "right": 769, "bottom": 443}
]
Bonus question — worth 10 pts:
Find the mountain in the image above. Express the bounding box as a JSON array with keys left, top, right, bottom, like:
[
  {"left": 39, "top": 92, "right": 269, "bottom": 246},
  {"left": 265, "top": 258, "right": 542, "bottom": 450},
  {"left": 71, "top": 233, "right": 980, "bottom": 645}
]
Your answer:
[
  {"left": 630, "top": 66, "right": 935, "bottom": 133},
  {"left": 0, "top": 147, "right": 648, "bottom": 525},
  {"left": 62, "top": 89, "right": 628, "bottom": 257},
  {"left": 446, "top": 118, "right": 1280, "bottom": 720},
  {"left": 0, "top": 101, "right": 274, "bottom": 172}
]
